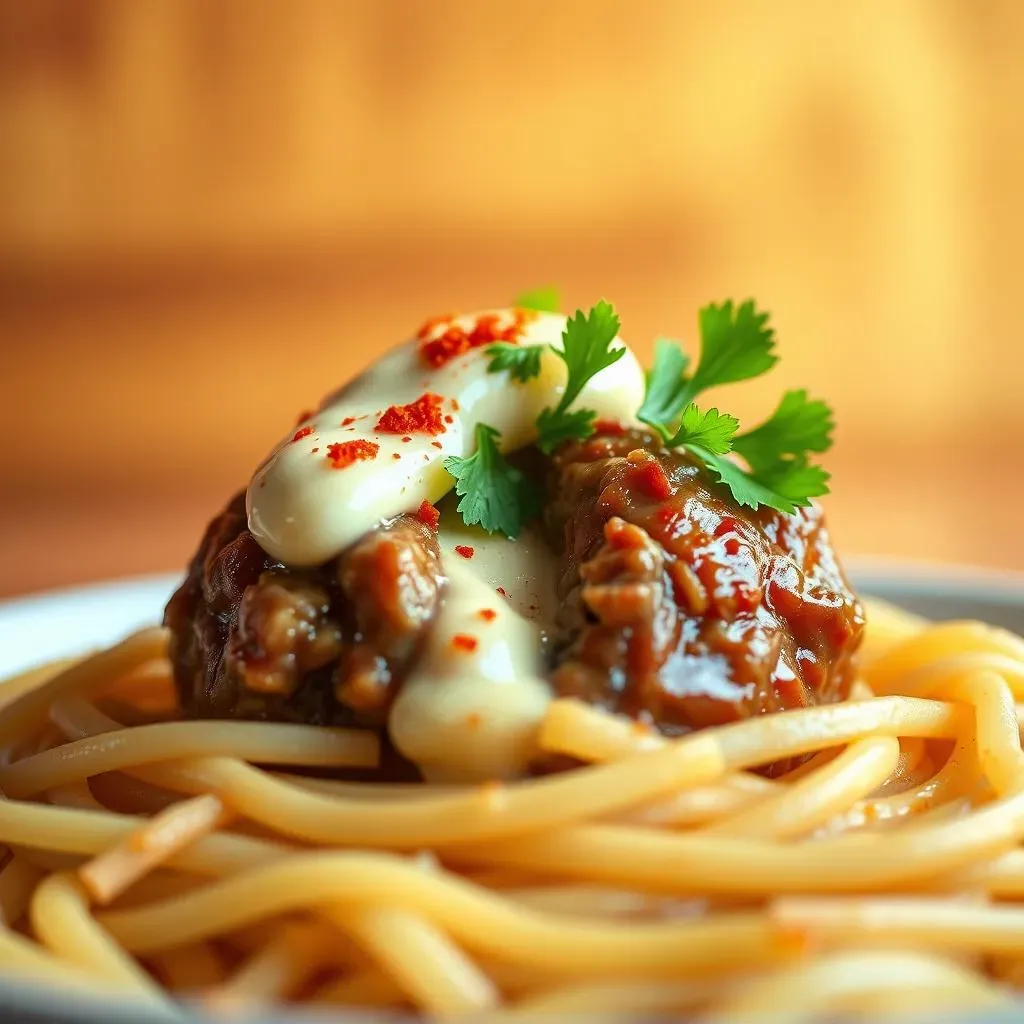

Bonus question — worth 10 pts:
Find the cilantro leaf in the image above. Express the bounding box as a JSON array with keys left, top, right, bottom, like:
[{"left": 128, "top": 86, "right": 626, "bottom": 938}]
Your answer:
[
  {"left": 514, "top": 286, "right": 560, "bottom": 313},
  {"left": 686, "top": 300, "right": 778, "bottom": 403},
  {"left": 667, "top": 404, "right": 738, "bottom": 454},
  {"left": 732, "top": 389, "right": 834, "bottom": 473},
  {"left": 535, "top": 300, "right": 625, "bottom": 451},
  {"left": 701, "top": 452, "right": 830, "bottom": 514},
  {"left": 443, "top": 424, "right": 539, "bottom": 538},
  {"left": 637, "top": 338, "right": 690, "bottom": 431},
  {"left": 486, "top": 342, "right": 543, "bottom": 383},
  {"left": 556, "top": 300, "right": 624, "bottom": 408},
  {"left": 635, "top": 298, "right": 832, "bottom": 513},
  {"left": 535, "top": 406, "right": 595, "bottom": 453}
]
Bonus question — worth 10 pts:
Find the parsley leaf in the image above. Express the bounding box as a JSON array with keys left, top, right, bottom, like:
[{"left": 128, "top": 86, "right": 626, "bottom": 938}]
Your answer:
[
  {"left": 637, "top": 338, "right": 690, "bottom": 430},
  {"left": 535, "top": 407, "right": 595, "bottom": 452},
  {"left": 731, "top": 389, "right": 834, "bottom": 474},
  {"left": 702, "top": 453, "right": 830, "bottom": 514},
  {"left": 486, "top": 342, "right": 543, "bottom": 383},
  {"left": 443, "top": 423, "right": 539, "bottom": 538},
  {"left": 637, "top": 299, "right": 832, "bottom": 513},
  {"left": 686, "top": 300, "right": 778, "bottom": 403},
  {"left": 536, "top": 300, "right": 625, "bottom": 452},
  {"left": 667, "top": 404, "right": 738, "bottom": 454},
  {"left": 514, "top": 286, "right": 561, "bottom": 313}
]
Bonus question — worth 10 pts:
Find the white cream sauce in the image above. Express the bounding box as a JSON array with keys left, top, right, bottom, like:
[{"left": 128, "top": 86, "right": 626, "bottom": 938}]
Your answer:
[
  {"left": 245, "top": 308, "right": 647, "bottom": 780},
  {"left": 247, "top": 309, "right": 645, "bottom": 566}
]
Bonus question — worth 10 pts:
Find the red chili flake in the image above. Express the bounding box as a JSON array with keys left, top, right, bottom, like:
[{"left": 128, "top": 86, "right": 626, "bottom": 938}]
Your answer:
[
  {"left": 417, "top": 312, "right": 456, "bottom": 340},
  {"left": 419, "top": 309, "right": 536, "bottom": 368},
  {"left": 444, "top": 414, "right": 454, "bottom": 424},
  {"left": 431, "top": 441, "right": 443, "bottom": 449},
  {"left": 311, "top": 447, "right": 320, "bottom": 453},
  {"left": 496, "top": 586, "right": 508, "bottom": 598},
  {"left": 291, "top": 426, "right": 314, "bottom": 442},
  {"left": 325, "top": 440, "right": 379, "bottom": 469},
  {"left": 375, "top": 393, "right": 446, "bottom": 435},
  {"left": 478, "top": 608, "right": 497, "bottom": 621},
  {"left": 593, "top": 419, "right": 626, "bottom": 436},
  {"left": 629, "top": 460, "right": 673, "bottom": 500},
  {"left": 295, "top": 409, "right": 315, "bottom": 426},
  {"left": 402, "top": 436, "right": 412, "bottom": 443},
  {"left": 714, "top": 517, "right": 743, "bottom": 538},
  {"left": 392, "top": 453, "right": 401, "bottom": 460},
  {"left": 340, "top": 416, "right": 357, "bottom": 427},
  {"left": 452, "top": 634, "right": 478, "bottom": 653},
  {"left": 454, "top": 545, "right": 475, "bottom": 559},
  {"left": 416, "top": 501, "right": 440, "bottom": 531}
]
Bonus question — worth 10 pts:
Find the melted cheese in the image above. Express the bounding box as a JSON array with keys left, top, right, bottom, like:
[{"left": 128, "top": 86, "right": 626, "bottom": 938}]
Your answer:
[
  {"left": 247, "top": 309, "right": 645, "bottom": 566},
  {"left": 244, "top": 308, "right": 647, "bottom": 780}
]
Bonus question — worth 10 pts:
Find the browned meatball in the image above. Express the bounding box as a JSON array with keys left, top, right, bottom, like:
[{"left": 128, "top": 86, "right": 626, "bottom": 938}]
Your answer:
[
  {"left": 544, "top": 428, "right": 864, "bottom": 750},
  {"left": 164, "top": 494, "right": 444, "bottom": 727}
]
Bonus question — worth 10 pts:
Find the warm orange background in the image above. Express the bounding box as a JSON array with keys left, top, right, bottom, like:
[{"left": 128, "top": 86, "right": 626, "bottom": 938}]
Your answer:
[{"left": 1, "top": 1, "right": 1023, "bottom": 597}]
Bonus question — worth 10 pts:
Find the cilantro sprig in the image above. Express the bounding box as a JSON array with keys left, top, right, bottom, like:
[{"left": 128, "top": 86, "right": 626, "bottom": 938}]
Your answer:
[
  {"left": 485, "top": 343, "right": 543, "bottom": 383},
  {"left": 536, "top": 300, "right": 625, "bottom": 452},
  {"left": 513, "top": 286, "right": 560, "bottom": 313},
  {"left": 445, "top": 292, "right": 833, "bottom": 534},
  {"left": 443, "top": 424, "right": 539, "bottom": 538},
  {"left": 639, "top": 301, "right": 833, "bottom": 512}
]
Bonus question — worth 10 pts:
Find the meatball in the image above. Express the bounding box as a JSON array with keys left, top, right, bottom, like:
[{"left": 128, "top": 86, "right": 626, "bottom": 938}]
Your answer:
[
  {"left": 164, "top": 494, "right": 445, "bottom": 727},
  {"left": 544, "top": 429, "right": 864, "bottom": 744}
]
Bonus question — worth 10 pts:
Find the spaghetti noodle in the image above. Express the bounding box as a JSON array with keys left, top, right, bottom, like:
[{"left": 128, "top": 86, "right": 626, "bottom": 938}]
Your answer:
[{"left": 0, "top": 599, "right": 1019, "bottom": 1019}]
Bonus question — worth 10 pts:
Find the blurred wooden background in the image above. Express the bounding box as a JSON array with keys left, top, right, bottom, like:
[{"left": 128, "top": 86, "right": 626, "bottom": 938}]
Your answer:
[{"left": 1, "top": 0, "right": 1023, "bottom": 597}]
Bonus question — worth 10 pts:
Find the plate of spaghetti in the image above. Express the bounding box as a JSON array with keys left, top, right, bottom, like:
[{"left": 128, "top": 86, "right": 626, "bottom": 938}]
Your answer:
[{"left": 2, "top": 293, "right": 1024, "bottom": 1023}]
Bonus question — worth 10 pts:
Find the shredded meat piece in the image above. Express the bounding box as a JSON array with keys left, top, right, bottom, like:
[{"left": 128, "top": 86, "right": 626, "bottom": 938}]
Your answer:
[
  {"left": 544, "top": 429, "right": 864, "bottom": 771},
  {"left": 164, "top": 494, "right": 444, "bottom": 728},
  {"left": 166, "top": 427, "right": 863, "bottom": 781}
]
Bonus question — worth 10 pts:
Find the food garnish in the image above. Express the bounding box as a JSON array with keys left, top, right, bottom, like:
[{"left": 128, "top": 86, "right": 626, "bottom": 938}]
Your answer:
[
  {"left": 513, "top": 285, "right": 560, "bottom": 312},
  {"left": 449, "top": 295, "right": 834, "bottom": 533},
  {"left": 443, "top": 424, "right": 539, "bottom": 539}
]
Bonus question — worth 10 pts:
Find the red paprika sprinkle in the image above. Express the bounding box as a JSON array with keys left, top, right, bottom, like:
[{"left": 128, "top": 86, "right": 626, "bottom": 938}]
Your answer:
[
  {"left": 629, "top": 460, "right": 673, "bottom": 500},
  {"left": 311, "top": 447, "right": 319, "bottom": 453},
  {"left": 496, "top": 586, "right": 508, "bottom": 597},
  {"left": 419, "top": 309, "right": 536, "bottom": 368},
  {"left": 375, "top": 393, "right": 446, "bottom": 435},
  {"left": 431, "top": 441, "right": 443, "bottom": 449},
  {"left": 478, "top": 608, "right": 497, "bottom": 621},
  {"left": 402, "top": 436, "right": 412, "bottom": 443},
  {"left": 444, "top": 414, "right": 454, "bottom": 424},
  {"left": 416, "top": 501, "right": 440, "bottom": 531},
  {"left": 454, "top": 545, "right": 475, "bottom": 559},
  {"left": 451, "top": 399, "right": 460, "bottom": 411},
  {"left": 417, "top": 313, "right": 456, "bottom": 340},
  {"left": 291, "top": 426, "right": 314, "bottom": 442},
  {"left": 325, "top": 440, "right": 379, "bottom": 469},
  {"left": 392, "top": 453, "right": 401, "bottom": 460},
  {"left": 593, "top": 419, "right": 626, "bottom": 436},
  {"left": 452, "top": 634, "right": 478, "bottom": 653},
  {"left": 340, "top": 416, "right": 357, "bottom": 427}
]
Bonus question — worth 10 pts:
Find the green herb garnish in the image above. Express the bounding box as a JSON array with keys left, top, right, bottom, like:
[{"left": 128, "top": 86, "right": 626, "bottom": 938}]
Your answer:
[
  {"left": 513, "top": 286, "right": 561, "bottom": 313},
  {"left": 442, "top": 423, "right": 539, "bottom": 538},
  {"left": 485, "top": 342, "right": 544, "bottom": 383},
  {"left": 640, "top": 301, "right": 832, "bottom": 512},
  {"left": 535, "top": 300, "right": 625, "bottom": 453}
]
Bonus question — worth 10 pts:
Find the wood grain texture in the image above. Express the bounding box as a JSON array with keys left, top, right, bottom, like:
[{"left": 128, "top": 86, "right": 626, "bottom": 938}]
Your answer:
[{"left": 0, "top": 0, "right": 1022, "bottom": 595}]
